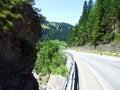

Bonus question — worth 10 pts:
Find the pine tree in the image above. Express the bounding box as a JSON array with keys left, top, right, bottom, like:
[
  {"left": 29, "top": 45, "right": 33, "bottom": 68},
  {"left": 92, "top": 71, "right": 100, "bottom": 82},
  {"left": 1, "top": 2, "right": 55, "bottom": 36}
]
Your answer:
[
  {"left": 68, "top": 0, "right": 120, "bottom": 46},
  {"left": 88, "top": 0, "right": 93, "bottom": 13}
]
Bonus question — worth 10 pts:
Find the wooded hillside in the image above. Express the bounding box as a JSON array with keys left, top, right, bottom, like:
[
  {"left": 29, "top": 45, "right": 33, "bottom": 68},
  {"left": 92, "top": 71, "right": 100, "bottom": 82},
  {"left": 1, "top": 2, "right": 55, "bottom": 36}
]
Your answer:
[
  {"left": 41, "top": 21, "right": 74, "bottom": 42},
  {"left": 68, "top": 0, "right": 120, "bottom": 46}
]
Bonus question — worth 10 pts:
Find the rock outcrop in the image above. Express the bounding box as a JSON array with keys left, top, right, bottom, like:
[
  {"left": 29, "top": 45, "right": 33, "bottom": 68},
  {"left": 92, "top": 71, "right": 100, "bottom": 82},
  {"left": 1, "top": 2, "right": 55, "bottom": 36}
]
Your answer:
[{"left": 0, "top": 4, "right": 41, "bottom": 90}]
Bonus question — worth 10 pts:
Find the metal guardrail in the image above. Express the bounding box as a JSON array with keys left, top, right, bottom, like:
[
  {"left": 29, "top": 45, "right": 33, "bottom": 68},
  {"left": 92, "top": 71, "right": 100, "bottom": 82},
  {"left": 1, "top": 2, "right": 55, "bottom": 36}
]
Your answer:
[
  {"left": 60, "top": 51, "right": 79, "bottom": 90},
  {"left": 60, "top": 62, "right": 75, "bottom": 90}
]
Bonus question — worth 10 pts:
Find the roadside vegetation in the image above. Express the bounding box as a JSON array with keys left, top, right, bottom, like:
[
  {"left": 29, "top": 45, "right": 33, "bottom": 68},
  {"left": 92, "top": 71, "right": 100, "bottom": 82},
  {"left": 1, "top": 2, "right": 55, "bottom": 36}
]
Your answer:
[
  {"left": 34, "top": 40, "right": 67, "bottom": 83},
  {"left": 90, "top": 51, "right": 120, "bottom": 57},
  {"left": 76, "top": 49, "right": 120, "bottom": 57}
]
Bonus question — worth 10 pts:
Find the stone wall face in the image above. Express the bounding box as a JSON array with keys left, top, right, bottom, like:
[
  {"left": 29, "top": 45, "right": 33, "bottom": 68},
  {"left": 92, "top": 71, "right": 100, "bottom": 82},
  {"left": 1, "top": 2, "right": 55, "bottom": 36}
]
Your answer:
[
  {"left": 0, "top": 4, "right": 41, "bottom": 90},
  {"left": 94, "top": 43, "right": 120, "bottom": 52},
  {"left": 74, "top": 43, "right": 120, "bottom": 52}
]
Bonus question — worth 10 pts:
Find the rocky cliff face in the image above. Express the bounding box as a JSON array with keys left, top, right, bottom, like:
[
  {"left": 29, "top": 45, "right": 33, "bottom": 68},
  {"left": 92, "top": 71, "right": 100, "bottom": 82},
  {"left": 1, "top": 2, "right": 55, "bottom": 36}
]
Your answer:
[{"left": 0, "top": 4, "right": 41, "bottom": 90}]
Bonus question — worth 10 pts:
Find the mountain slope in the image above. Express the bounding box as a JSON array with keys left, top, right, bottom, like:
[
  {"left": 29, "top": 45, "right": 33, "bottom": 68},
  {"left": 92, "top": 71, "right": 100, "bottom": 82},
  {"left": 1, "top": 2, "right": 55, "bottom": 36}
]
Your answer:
[
  {"left": 68, "top": 0, "right": 120, "bottom": 46},
  {"left": 41, "top": 21, "right": 74, "bottom": 42}
]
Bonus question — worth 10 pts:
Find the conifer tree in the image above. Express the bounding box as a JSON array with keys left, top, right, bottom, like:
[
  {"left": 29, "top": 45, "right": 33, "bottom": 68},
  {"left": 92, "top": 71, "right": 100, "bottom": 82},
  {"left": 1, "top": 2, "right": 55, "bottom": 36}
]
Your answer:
[
  {"left": 68, "top": 0, "right": 120, "bottom": 46},
  {"left": 88, "top": 0, "right": 93, "bottom": 13}
]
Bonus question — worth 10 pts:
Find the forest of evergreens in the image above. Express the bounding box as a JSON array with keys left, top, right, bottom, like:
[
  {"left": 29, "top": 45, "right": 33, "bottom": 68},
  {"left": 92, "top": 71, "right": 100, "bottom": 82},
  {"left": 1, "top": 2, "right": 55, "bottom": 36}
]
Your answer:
[
  {"left": 68, "top": 0, "right": 120, "bottom": 46},
  {"left": 41, "top": 21, "right": 74, "bottom": 42}
]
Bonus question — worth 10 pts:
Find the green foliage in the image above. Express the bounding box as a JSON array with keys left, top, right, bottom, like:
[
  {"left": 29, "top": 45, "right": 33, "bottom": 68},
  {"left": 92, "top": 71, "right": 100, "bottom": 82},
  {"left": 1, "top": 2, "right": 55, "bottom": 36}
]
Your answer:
[
  {"left": 41, "top": 21, "right": 74, "bottom": 42},
  {"left": 68, "top": 0, "right": 120, "bottom": 46},
  {"left": 34, "top": 40, "right": 67, "bottom": 77},
  {"left": 0, "top": 0, "right": 30, "bottom": 30},
  {"left": 0, "top": 0, "right": 44, "bottom": 31},
  {"left": 114, "top": 34, "right": 120, "bottom": 43},
  {"left": 68, "top": 0, "right": 92, "bottom": 46}
]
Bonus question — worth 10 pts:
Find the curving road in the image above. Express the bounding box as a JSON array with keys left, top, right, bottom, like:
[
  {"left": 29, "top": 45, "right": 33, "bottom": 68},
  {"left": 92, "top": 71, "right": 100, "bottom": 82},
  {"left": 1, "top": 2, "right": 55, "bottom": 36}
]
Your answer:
[{"left": 64, "top": 50, "right": 120, "bottom": 90}]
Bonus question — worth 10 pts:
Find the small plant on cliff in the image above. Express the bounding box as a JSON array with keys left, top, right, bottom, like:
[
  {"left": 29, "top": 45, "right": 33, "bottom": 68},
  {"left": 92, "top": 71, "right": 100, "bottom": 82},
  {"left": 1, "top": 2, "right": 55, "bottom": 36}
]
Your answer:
[
  {"left": 0, "top": 0, "right": 43, "bottom": 31},
  {"left": 0, "top": 0, "right": 28, "bottom": 30},
  {"left": 34, "top": 40, "right": 67, "bottom": 81}
]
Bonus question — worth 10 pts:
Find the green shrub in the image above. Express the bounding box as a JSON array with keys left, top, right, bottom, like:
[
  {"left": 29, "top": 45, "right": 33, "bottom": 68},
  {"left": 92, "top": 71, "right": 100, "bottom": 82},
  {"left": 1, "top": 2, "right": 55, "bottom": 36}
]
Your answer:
[{"left": 34, "top": 40, "right": 67, "bottom": 78}]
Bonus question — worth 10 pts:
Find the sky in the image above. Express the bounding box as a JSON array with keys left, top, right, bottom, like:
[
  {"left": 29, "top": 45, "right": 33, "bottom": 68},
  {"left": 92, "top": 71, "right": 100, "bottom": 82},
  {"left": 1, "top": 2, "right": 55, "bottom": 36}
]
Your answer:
[{"left": 34, "top": 0, "right": 96, "bottom": 25}]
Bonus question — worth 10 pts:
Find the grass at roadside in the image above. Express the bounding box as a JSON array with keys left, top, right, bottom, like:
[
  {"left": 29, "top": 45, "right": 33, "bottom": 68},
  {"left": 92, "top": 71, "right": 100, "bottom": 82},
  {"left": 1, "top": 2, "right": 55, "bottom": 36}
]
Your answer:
[
  {"left": 92, "top": 51, "right": 120, "bottom": 57},
  {"left": 78, "top": 50, "right": 120, "bottom": 57}
]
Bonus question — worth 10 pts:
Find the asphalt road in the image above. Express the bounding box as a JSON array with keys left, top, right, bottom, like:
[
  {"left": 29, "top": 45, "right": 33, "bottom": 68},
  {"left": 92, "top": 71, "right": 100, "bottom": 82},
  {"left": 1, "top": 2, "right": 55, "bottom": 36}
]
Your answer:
[{"left": 65, "top": 50, "right": 120, "bottom": 90}]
